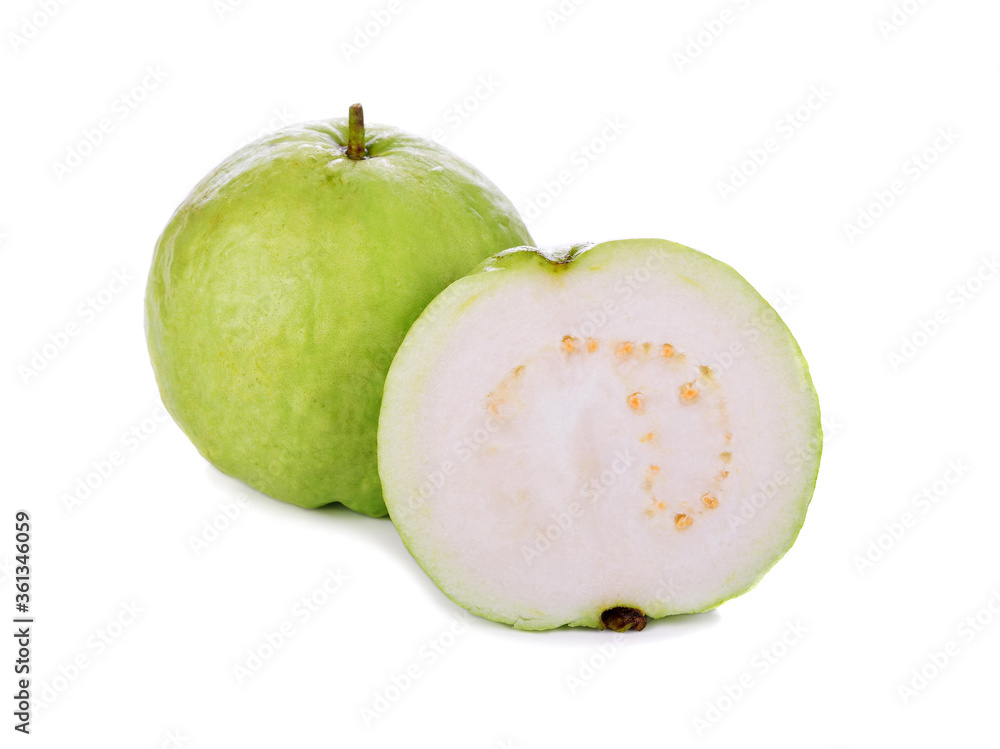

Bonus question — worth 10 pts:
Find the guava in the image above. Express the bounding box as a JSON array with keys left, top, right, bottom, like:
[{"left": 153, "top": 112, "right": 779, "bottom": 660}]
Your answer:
[
  {"left": 145, "top": 104, "right": 533, "bottom": 516},
  {"left": 378, "top": 239, "right": 821, "bottom": 629}
]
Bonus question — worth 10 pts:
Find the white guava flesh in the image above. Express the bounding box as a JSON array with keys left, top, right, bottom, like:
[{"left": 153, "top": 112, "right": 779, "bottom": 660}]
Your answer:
[{"left": 378, "top": 239, "right": 821, "bottom": 631}]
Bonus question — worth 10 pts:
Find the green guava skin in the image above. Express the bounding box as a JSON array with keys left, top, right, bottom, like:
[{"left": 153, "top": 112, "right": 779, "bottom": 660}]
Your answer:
[{"left": 145, "top": 118, "right": 533, "bottom": 516}]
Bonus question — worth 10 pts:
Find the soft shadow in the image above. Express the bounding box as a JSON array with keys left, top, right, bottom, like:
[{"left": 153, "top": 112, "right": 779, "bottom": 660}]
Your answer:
[
  {"left": 202, "top": 464, "right": 727, "bottom": 640},
  {"left": 310, "top": 503, "right": 456, "bottom": 603}
]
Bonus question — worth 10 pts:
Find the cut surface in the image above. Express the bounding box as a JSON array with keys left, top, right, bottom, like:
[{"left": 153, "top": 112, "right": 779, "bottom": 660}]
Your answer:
[{"left": 378, "top": 240, "right": 821, "bottom": 629}]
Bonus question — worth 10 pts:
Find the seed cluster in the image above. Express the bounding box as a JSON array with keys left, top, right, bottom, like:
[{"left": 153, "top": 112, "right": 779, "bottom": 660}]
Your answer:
[
  {"left": 559, "top": 336, "right": 734, "bottom": 531},
  {"left": 484, "top": 335, "right": 736, "bottom": 533}
]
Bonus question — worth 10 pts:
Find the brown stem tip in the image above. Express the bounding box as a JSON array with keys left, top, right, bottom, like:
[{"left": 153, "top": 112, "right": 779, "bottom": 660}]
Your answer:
[
  {"left": 346, "top": 102, "right": 367, "bottom": 160},
  {"left": 601, "top": 607, "right": 648, "bottom": 632}
]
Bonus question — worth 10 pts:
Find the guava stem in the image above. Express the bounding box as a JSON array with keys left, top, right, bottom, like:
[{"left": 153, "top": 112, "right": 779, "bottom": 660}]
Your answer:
[{"left": 347, "top": 102, "right": 366, "bottom": 160}]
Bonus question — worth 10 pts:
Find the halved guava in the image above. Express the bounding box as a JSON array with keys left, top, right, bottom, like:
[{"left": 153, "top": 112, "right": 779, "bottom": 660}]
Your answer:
[{"left": 378, "top": 239, "right": 821, "bottom": 630}]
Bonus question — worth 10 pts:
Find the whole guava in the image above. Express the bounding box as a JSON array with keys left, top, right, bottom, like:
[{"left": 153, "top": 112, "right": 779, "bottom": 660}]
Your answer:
[{"left": 145, "top": 105, "right": 532, "bottom": 516}]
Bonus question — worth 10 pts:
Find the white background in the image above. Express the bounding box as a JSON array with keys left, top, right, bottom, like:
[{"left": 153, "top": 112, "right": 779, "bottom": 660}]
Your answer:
[{"left": 3, "top": 0, "right": 999, "bottom": 745}]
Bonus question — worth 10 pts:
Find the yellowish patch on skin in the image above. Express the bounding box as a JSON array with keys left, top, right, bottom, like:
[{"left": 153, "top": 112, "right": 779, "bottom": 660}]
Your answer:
[
  {"left": 725, "top": 430, "right": 732, "bottom": 443},
  {"left": 616, "top": 341, "right": 634, "bottom": 358},
  {"left": 660, "top": 343, "right": 675, "bottom": 359},
  {"left": 718, "top": 470, "right": 730, "bottom": 480},
  {"left": 627, "top": 392, "right": 645, "bottom": 412},
  {"left": 674, "top": 513, "right": 693, "bottom": 529},
  {"left": 720, "top": 452, "right": 732, "bottom": 463},
  {"left": 699, "top": 365, "right": 714, "bottom": 381},
  {"left": 639, "top": 432, "right": 655, "bottom": 443},
  {"left": 561, "top": 335, "right": 577, "bottom": 353},
  {"left": 649, "top": 465, "right": 659, "bottom": 473},
  {"left": 586, "top": 338, "right": 598, "bottom": 353},
  {"left": 701, "top": 494, "right": 719, "bottom": 509},
  {"left": 656, "top": 501, "right": 666, "bottom": 510}
]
